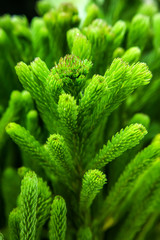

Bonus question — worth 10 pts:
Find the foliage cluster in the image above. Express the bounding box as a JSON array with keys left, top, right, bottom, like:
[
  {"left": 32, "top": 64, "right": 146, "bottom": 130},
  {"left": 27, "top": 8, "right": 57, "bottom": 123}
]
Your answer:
[{"left": 1, "top": 0, "right": 160, "bottom": 239}]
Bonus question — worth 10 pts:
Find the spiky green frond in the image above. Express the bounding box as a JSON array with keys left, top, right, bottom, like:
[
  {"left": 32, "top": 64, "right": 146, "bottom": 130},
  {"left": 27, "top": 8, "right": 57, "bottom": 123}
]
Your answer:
[
  {"left": 46, "top": 133, "right": 75, "bottom": 180},
  {"left": 14, "top": 61, "right": 45, "bottom": 105},
  {"left": 105, "top": 58, "right": 151, "bottom": 89},
  {"left": 87, "top": 124, "right": 147, "bottom": 170},
  {"left": 79, "top": 58, "right": 151, "bottom": 142},
  {"left": 19, "top": 171, "right": 38, "bottom": 240},
  {"left": 36, "top": 177, "right": 52, "bottom": 237},
  {"left": 104, "top": 58, "right": 151, "bottom": 102},
  {"left": 58, "top": 93, "right": 79, "bottom": 159},
  {"left": 1, "top": 3, "right": 159, "bottom": 240},
  {"left": 100, "top": 142, "right": 160, "bottom": 230},
  {"left": 115, "top": 159, "right": 160, "bottom": 240},
  {"left": 9, "top": 208, "right": 20, "bottom": 240},
  {"left": 58, "top": 93, "right": 78, "bottom": 134},
  {"left": 5, "top": 122, "right": 50, "bottom": 170},
  {"left": 15, "top": 58, "right": 57, "bottom": 132},
  {"left": 49, "top": 196, "right": 67, "bottom": 240},
  {"left": 80, "top": 169, "right": 107, "bottom": 211},
  {"left": 51, "top": 54, "right": 92, "bottom": 97},
  {"left": 45, "top": 70, "right": 64, "bottom": 104},
  {"left": 78, "top": 74, "right": 108, "bottom": 136}
]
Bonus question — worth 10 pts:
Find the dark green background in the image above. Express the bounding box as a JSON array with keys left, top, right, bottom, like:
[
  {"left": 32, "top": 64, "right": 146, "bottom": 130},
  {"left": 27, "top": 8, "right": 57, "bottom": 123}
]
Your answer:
[{"left": 0, "top": 0, "right": 37, "bottom": 20}]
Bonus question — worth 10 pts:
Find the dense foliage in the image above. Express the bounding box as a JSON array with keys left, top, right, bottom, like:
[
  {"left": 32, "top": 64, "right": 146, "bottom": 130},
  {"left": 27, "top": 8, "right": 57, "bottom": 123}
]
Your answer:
[{"left": 1, "top": 0, "right": 160, "bottom": 239}]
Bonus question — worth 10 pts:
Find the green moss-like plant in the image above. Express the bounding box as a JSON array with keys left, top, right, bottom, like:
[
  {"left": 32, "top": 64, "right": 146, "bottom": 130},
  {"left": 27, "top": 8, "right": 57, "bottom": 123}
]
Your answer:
[{"left": 1, "top": 1, "right": 160, "bottom": 240}]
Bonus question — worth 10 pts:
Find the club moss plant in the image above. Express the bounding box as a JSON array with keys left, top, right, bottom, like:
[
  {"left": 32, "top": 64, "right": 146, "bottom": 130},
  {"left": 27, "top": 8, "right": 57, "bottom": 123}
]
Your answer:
[{"left": 1, "top": 1, "right": 160, "bottom": 240}]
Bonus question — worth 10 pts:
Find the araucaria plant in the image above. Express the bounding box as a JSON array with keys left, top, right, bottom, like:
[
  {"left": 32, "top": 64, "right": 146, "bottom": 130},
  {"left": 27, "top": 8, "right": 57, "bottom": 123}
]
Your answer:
[{"left": 1, "top": 1, "right": 160, "bottom": 240}]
